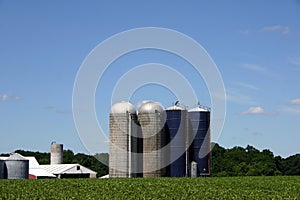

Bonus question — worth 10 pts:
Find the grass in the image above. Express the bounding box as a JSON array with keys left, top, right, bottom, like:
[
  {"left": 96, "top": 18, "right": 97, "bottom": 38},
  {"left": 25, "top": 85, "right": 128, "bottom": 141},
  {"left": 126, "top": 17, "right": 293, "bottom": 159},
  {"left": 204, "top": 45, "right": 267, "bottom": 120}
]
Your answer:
[{"left": 0, "top": 176, "right": 299, "bottom": 199}]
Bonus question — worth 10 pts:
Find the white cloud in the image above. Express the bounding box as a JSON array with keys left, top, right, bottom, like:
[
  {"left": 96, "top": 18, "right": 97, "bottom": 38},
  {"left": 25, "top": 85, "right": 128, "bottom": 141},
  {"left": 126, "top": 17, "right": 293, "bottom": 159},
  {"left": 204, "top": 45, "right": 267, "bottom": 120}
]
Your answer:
[
  {"left": 239, "top": 106, "right": 274, "bottom": 115},
  {"left": 226, "top": 88, "right": 256, "bottom": 105},
  {"left": 260, "top": 25, "right": 281, "bottom": 32},
  {"left": 241, "top": 106, "right": 264, "bottom": 114},
  {"left": 241, "top": 63, "right": 266, "bottom": 73},
  {"left": 13, "top": 96, "right": 22, "bottom": 100},
  {"left": 0, "top": 94, "right": 9, "bottom": 101},
  {"left": 291, "top": 99, "right": 300, "bottom": 105},
  {"left": 0, "top": 94, "right": 22, "bottom": 101},
  {"left": 242, "top": 25, "right": 291, "bottom": 35},
  {"left": 233, "top": 81, "right": 259, "bottom": 91},
  {"left": 277, "top": 99, "right": 300, "bottom": 114}
]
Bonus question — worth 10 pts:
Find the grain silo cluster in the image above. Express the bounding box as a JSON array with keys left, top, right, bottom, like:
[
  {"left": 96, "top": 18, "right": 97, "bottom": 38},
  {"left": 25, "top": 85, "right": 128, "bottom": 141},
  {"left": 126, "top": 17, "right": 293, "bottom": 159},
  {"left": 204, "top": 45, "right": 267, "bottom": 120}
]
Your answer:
[{"left": 109, "top": 101, "right": 211, "bottom": 178}]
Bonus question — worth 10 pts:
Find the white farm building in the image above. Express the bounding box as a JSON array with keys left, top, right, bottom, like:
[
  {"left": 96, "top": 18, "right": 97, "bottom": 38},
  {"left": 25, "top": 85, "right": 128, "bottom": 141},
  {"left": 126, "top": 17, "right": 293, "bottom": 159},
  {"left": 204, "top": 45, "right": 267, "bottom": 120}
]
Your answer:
[{"left": 40, "top": 164, "right": 97, "bottom": 178}]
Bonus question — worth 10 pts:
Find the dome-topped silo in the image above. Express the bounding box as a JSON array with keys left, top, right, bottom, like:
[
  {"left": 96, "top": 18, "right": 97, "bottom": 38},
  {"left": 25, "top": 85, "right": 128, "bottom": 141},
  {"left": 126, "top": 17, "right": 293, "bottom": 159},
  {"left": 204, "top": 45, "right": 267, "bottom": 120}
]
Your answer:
[
  {"left": 109, "top": 101, "right": 142, "bottom": 178},
  {"left": 165, "top": 104, "right": 187, "bottom": 177},
  {"left": 138, "top": 101, "right": 166, "bottom": 177},
  {"left": 110, "top": 101, "right": 137, "bottom": 115},
  {"left": 5, "top": 153, "right": 29, "bottom": 179},
  {"left": 188, "top": 106, "right": 211, "bottom": 176}
]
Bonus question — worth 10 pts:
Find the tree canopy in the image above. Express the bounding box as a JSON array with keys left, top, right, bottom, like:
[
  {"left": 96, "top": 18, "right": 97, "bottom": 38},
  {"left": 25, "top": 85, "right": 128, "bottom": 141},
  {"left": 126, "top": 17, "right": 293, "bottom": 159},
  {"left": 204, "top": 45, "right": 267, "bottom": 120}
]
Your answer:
[
  {"left": 1, "top": 143, "right": 299, "bottom": 177},
  {"left": 211, "top": 143, "right": 299, "bottom": 176}
]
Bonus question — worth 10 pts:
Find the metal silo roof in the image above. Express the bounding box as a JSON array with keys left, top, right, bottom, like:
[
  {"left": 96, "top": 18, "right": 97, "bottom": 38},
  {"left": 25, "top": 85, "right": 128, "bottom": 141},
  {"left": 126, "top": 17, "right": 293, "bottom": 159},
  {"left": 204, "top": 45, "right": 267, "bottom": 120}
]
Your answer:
[
  {"left": 188, "top": 107, "right": 209, "bottom": 112},
  {"left": 165, "top": 105, "right": 185, "bottom": 110},
  {"left": 110, "top": 101, "right": 136, "bottom": 114},
  {"left": 138, "top": 101, "right": 164, "bottom": 114},
  {"left": 7, "top": 153, "right": 28, "bottom": 161}
]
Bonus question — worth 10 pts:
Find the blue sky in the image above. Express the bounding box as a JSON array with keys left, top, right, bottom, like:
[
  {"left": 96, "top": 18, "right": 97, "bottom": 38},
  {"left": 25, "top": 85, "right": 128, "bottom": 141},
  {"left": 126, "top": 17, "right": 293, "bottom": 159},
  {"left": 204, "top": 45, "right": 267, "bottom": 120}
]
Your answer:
[{"left": 0, "top": 1, "right": 299, "bottom": 157}]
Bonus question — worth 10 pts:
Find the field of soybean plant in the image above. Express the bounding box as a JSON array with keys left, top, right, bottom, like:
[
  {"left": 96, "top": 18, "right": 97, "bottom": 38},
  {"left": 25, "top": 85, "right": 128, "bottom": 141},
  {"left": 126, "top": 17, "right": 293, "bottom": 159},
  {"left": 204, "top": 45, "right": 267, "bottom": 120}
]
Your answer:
[{"left": 0, "top": 176, "right": 299, "bottom": 199}]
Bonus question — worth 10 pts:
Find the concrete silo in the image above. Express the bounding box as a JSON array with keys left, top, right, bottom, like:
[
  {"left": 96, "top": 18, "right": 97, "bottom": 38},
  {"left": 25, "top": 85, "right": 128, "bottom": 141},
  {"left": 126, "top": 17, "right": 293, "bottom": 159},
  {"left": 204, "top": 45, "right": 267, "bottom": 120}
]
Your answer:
[
  {"left": 188, "top": 106, "right": 211, "bottom": 176},
  {"left": 138, "top": 101, "right": 166, "bottom": 177},
  {"left": 0, "top": 159, "right": 4, "bottom": 179},
  {"left": 109, "top": 101, "right": 142, "bottom": 178},
  {"left": 50, "top": 143, "right": 63, "bottom": 165},
  {"left": 5, "top": 153, "right": 29, "bottom": 179},
  {"left": 165, "top": 104, "right": 188, "bottom": 177}
]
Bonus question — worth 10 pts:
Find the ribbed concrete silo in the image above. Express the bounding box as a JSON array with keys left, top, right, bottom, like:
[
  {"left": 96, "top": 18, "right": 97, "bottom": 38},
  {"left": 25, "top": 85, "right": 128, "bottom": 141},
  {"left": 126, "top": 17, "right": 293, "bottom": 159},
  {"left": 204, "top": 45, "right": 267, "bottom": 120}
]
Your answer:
[
  {"left": 165, "top": 104, "right": 187, "bottom": 177},
  {"left": 5, "top": 153, "right": 29, "bottom": 179},
  {"left": 0, "top": 159, "right": 4, "bottom": 179},
  {"left": 188, "top": 106, "right": 211, "bottom": 176},
  {"left": 138, "top": 101, "right": 166, "bottom": 177},
  {"left": 50, "top": 143, "right": 63, "bottom": 165},
  {"left": 109, "top": 101, "right": 142, "bottom": 178}
]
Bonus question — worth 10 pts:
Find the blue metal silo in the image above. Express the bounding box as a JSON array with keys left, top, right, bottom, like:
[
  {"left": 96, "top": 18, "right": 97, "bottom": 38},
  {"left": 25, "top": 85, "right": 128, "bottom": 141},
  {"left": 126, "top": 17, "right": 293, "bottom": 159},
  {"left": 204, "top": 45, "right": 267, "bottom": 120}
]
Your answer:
[
  {"left": 165, "top": 104, "right": 187, "bottom": 177},
  {"left": 0, "top": 159, "right": 4, "bottom": 179},
  {"left": 188, "top": 106, "right": 210, "bottom": 176}
]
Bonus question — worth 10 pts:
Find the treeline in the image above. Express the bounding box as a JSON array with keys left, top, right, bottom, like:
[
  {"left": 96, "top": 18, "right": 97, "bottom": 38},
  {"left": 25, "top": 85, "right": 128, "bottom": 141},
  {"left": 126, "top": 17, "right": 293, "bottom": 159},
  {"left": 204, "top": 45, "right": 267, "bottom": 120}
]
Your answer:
[
  {"left": 1, "top": 143, "right": 299, "bottom": 177},
  {"left": 211, "top": 143, "right": 300, "bottom": 176},
  {"left": 0, "top": 150, "right": 109, "bottom": 177}
]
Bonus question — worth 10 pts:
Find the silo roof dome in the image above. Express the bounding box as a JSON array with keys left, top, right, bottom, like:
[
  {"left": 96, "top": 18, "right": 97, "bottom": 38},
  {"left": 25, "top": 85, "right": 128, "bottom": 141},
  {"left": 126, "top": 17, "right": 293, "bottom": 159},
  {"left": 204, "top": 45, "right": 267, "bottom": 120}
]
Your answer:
[
  {"left": 110, "top": 101, "right": 136, "bottom": 114},
  {"left": 138, "top": 101, "right": 164, "bottom": 114},
  {"left": 165, "top": 105, "right": 185, "bottom": 110},
  {"left": 188, "top": 107, "right": 209, "bottom": 112}
]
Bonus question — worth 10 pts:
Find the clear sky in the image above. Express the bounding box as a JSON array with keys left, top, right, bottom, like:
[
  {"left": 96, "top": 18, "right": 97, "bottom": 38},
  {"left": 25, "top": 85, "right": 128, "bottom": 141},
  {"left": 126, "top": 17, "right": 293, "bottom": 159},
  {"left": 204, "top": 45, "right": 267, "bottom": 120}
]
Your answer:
[{"left": 0, "top": 1, "right": 299, "bottom": 158}]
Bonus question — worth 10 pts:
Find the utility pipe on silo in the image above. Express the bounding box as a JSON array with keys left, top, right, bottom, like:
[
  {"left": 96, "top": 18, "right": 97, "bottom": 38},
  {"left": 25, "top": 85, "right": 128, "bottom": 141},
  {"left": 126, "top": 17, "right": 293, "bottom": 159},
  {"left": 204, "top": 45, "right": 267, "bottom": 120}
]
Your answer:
[{"left": 128, "top": 112, "right": 131, "bottom": 178}]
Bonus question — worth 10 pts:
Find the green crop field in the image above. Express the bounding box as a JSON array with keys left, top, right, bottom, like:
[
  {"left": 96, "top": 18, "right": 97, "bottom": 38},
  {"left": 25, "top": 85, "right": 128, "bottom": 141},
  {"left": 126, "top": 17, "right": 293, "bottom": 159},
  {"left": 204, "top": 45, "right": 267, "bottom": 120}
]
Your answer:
[{"left": 0, "top": 176, "right": 299, "bottom": 199}]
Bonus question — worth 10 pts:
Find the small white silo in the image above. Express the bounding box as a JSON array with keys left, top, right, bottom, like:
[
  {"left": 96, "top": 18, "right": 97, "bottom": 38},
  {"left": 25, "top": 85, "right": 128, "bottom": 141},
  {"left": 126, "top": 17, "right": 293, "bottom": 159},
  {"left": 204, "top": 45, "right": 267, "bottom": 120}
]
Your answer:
[{"left": 50, "top": 142, "right": 63, "bottom": 165}]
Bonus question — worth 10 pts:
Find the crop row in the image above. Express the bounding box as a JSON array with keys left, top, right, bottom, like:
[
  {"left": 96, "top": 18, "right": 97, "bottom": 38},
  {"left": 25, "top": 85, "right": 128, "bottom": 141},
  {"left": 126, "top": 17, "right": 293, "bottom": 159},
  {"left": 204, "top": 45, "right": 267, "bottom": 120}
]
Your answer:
[{"left": 0, "top": 176, "right": 299, "bottom": 199}]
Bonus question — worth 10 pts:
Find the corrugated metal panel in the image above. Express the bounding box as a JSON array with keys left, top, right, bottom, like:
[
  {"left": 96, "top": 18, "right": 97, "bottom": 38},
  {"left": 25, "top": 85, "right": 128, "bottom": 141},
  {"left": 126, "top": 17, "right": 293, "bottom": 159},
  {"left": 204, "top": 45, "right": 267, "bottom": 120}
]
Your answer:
[
  {"left": 26, "top": 157, "right": 41, "bottom": 168},
  {"left": 40, "top": 164, "right": 97, "bottom": 175},
  {"left": 5, "top": 160, "right": 29, "bottom": 179},
  {"left": 5, "top": 153, "right": 29, "bottom": 179},
  {"left": 165, "top": 109, "right": 187, "bottom": 177},
  {"left": 188, "top": 109, "right": 211, "bottom": 176},
  {"left": 29, "top": 168, "right": 56, "bottom": 178},
  {"left": 40, "top": 164, "right": 77, "bottom": 174}
]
